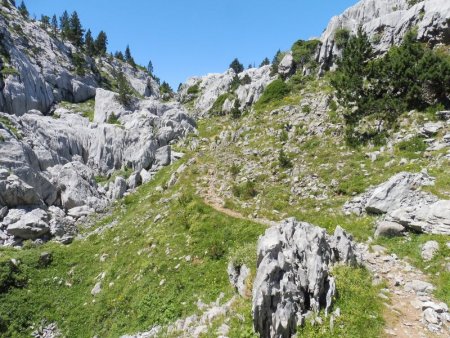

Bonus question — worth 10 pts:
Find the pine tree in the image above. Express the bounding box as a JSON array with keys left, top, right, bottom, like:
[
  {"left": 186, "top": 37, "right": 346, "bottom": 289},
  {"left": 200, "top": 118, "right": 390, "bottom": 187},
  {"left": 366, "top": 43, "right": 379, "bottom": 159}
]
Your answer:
[
  {"left": 124, "top": 45, "right": 132, "bottom": 61},
  {"left": 51, "top": 15, "right": 58, "bottom": 34},
  {"left": 40, "top": 15, "right": 50, "bottom": 29},
  {"left": 114, "top": 51, "right": 124, "bottom": 61},
  {"left": 85, "top": 29, "right": 95, "bottom": 56},
  {"left": 116, "top": 71, "right": 133, "bottom": 106},
  {"left": 260, "top": 57, "right": 270, "bottom": 67},
  {"left": 18, "top": 1, "right": 28, "bottom": 18},
  {"left": 229, "top": 58, "right": 244, "bottom": 74},
  {"left": 69, "top": 11, "right": 84, "bottom": 47},
  {"left": 94, "top": 31, "right": 108, "bottom": 56},
  {"left": 147, "top": 60, "right": 153, "bottom": 75},
  {"left": 59, "top": 11, "right": 70, "bottom": 40},
  {"left": 271, "top": 50, "right": 282, "bottom": 75},
  {"left": 124, "top": 45, "right": 136, "bottom": 68}
]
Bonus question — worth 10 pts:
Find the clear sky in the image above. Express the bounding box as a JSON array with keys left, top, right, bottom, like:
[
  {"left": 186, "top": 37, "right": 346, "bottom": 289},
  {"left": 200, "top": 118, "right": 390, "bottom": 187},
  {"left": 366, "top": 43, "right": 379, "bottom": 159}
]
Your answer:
[{"left": 25, "top": 0, "right": 358, "bottom": 88}]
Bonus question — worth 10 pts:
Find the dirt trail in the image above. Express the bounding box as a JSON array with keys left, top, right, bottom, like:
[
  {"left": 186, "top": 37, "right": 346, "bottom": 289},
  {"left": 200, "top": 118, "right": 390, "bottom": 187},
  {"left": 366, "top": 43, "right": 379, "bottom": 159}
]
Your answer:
[
  {"left": 197, "top": 166, "right": 448, "bottom": 337},
  {"left": 361, "top": 244, "right": 449, "bottom": 337}
]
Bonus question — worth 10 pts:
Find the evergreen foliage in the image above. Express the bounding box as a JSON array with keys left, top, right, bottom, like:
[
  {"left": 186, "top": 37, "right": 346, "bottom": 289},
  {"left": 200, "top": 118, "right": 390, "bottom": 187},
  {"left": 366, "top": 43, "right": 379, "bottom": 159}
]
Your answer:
[
  {"left": 18, "top": 1, "right": 28, "bottom": 18},
  {"left": 84, "top": 29, "right": 95, "bottom": 56},
  {"left": 59, "top": 11, "right": 70, "bottom": 40},
  {"left": 332, "top": 28, "right": 450, "bottom": 145},
  {"left": 116, "top": 70, "right": 133, "bottom": 107},
  {"left": 51, "top": 15, "right": 58, "bottom": 34},
  {"left": 147, "top": 60, "right": 153, "bottom": 75},
  {"left": 259, "top": 57, "right": 270, "bottom": 67},
  {"left": 124, "top": 45, "right": 136, "bottom": 68},
  {"left": 271, "top": 49, "right": 282, "bottom": 75},
  {"left": 229, "top": 58, "right": 244, "bottom": 74},
  {"left": 68, "top": 11, "right": 84, "bottom": 47},
  {"left": 94, "top": 31, "right": 108, "bottom": 56},
  {"left": 40, "top": 15, "right": 50, "bottom": 29}
]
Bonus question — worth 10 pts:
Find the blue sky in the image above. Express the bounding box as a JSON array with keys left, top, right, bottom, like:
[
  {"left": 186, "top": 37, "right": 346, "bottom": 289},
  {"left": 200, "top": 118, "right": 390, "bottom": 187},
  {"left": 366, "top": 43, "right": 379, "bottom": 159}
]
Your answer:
[{"left": 25, "top": 0, "right": 358, "bottom": 88}]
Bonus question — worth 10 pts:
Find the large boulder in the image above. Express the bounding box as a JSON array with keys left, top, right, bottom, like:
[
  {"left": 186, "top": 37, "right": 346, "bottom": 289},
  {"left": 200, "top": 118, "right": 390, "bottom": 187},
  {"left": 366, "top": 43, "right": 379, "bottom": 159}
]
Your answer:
[
  {"left": 94, "top": 88, "right": 129, "bottom": 123},
  {"left": 0, "top": 170, "right": 44, "bottom": 207},
  {"left": 48, "top": 161, "right": 102, "bottom": 210},
  {"left": 252, "top": 219, "right": 356, "bottom": 338},
  {"left": 365, "top": 171, "right": 435, "bottom": 214},
  {"left": 278, "top": 53, "right": 295, "bottom": 77},
  {"left": 5, "top": 208, "right": 50, "bottom": 240}
]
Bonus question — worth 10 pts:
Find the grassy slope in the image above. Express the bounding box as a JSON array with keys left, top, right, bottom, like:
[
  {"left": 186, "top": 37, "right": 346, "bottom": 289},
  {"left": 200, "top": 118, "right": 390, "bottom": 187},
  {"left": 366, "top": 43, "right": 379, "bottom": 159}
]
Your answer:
[
  {"left": 0, "top": 160, "right": 265, "bottom": 337},
  {"left": 1, "top": 72, "right": 449, "bottom": 337}
]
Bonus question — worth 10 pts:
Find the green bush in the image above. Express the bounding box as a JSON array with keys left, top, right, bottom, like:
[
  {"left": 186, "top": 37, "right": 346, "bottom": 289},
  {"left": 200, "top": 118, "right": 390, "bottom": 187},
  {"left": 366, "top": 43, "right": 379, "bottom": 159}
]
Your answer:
[
  {"left": 187, "top": 83, "right": 200, "bottom": 95},
  {"left": 291, "top": 39, "right": 320, "bottom": 67},
  {"left": 278, "top": 149, "right": 293, "bottom": 168},
  {"left": 254, "top": 79, "right": 290, "bottom": 110},
  {"left": 210, "top": 93, "right": 231, "bottom": 116},
  {"left": 107, "top": 113, "right": 120, "bottom": 125},
  {"left": 0, "top": 259, "right": 27, "bottom": 293},
  {"left": 397, "top": 136, "right": 427, "bottom": 153},
  {"left": 232, "top": 181, "right": 257, "bottom": 200}
]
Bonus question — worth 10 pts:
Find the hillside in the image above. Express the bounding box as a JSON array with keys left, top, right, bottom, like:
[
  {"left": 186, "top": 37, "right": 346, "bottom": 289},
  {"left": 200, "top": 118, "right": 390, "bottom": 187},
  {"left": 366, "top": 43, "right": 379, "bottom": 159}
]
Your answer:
[{"left": 1, "top": 0, "right": 450, "bottom": 337}]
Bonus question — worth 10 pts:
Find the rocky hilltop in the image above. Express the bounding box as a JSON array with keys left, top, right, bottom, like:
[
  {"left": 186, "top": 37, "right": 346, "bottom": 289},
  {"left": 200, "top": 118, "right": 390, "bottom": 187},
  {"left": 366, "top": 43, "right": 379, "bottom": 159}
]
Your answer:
[
  {"left": 0, "top": 1, "right": 159, "bottom": 116},
  {"left": 0, "top": 1, "right": 195, "bottom": 245},
  {"left": 0, "top": 0, "right": 449, "bottom": 337}
]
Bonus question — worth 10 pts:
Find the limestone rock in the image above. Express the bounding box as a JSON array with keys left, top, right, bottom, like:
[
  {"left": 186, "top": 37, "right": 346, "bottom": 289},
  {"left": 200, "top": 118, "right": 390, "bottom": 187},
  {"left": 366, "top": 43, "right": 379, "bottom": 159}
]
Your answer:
[
  {"left": 421, "top": 241, "right": 439, "bottom": 261},
  {"left": 278, "top": 53, "right": 295, "bottom": 77},
  {"left": 252, "top": 218, "right": 356, "bottom": 338},
  {"left": 375, "top": 221, "right": 405, "bottom": 238},
  {"left": 6, "top": 208, "right": 50, "bottom": 240},
  {"left": 227, "top": 262, "right": 250, "bottom": 298},
  {"left": 318, "top": 0, "right": 450, "bottom": 69}
]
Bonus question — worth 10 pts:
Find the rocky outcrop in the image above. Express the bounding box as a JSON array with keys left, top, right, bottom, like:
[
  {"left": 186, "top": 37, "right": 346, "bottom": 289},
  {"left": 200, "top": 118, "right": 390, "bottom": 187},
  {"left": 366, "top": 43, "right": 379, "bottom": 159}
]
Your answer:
[
  {"left": 345, "top": 171, "right": 450, "bottom": 235},
  {"left": 252, "top": 218, "right": 356, "bottom": 338},
  {"left": 0, "top": 4, "right": 159, "bottom": 116},
  {"left": 318, "top": 0, "right": 450, "bottom": 69},
  {"left": 0, "top": 89, "right": 195, "bottom": 245},
  {"left": 178, "top": 65, "right": 275, "bottom": 116}
]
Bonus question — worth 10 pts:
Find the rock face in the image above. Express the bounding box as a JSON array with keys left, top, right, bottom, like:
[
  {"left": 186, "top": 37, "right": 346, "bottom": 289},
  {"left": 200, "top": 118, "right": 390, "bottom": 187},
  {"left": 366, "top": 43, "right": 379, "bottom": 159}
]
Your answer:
[
  {"left": 252, "top": 218, "right": 356, "bottom": 338},
  {"left": 345, "top": 171, "right": 450, "bottom": 235},
  {"left": 318, "top": 0, "right": 450, "bottom": 68},
  {"left": 0, "top": 3, "right": 159, "bottom": 116},
  {"left": 178, "top": 66, "right": 275, "bottom": 116},
  {"left": 0, "top": 89, "right": 195, "bottom": 245}
]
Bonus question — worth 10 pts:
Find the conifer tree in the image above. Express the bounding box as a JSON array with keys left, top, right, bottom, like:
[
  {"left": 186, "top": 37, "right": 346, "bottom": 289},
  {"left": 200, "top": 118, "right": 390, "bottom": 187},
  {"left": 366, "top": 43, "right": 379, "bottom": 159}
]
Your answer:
[
  {"left": 116, "top": 71, "right": 133, "bottom": 106},
  {"left": 260, "top": 57, "right": 270, "bottom": 67},
  {"left": 114, "top": 51, "right": 124, "bottom": 61},
  {"left": 85, "top": 29, "right": 95, "bottom": 56},
  {"left": 40, "top": 15, "right": 50, "bottom": 29},
  {"left": 229, "top": 58, "right": 244, "bottom": 74},
  {"left": 18, "top": 1, "right": 28, "bottom": 18},
  {"left": 124, "top": 45, "right": 136, "bottom": 68},
  {"left": 69, "top": 11, "right": 84, "bottom": 47},
  {"left": 59, "top": 11, "right": 70, "bottom": 40},
  {"left": 94, "top": 31, "right": 108, "bottom": 56},
  {"left": 147, "top": 60, "right": 153, "bottom": 75},
  {"left": 51, "top": 15, "right": 58, "bottom": 34}
]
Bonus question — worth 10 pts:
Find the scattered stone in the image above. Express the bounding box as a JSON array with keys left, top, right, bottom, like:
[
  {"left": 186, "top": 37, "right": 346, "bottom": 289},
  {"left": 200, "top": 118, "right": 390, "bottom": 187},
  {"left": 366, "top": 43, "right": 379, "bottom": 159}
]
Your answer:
[
  {"left": 375, "top": 221, "right": 405, "bottom": 238},
  {"left": 421, "top": 241, "right": 439, "bottom": 261},
  {"left": 404, "top": 280, "right": 434, "bottom": 294},
  {"left": 91, "top": 282, "right": 102, "bottom": 296},
  {"left": 227, "top": 261, "right": 250, "bottom": 298},
  {"left": 39, "top": 252, "right": 53, "bottom": 267}
]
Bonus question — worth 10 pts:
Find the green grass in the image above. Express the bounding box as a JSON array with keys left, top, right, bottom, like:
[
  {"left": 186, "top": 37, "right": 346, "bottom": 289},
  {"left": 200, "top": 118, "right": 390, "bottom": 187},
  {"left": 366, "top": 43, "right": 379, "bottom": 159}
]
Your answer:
[
  {"left": 253, "top": 79, "right": 293, "bottom": 112},
  {"left": 107, "top": 113, "right": 121, "bottom": 125},
  {"left": 0, "top": 116, "right": 20, "bottom": 139},
  {"left": 226, "top": 266, "right": 385, "bottom": 338},
  {"left": 0, "top": 160, "right": 265, "bottom": 337},
  {"left": 59, "top": 100, "right": 95, "bottom": 122}
]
